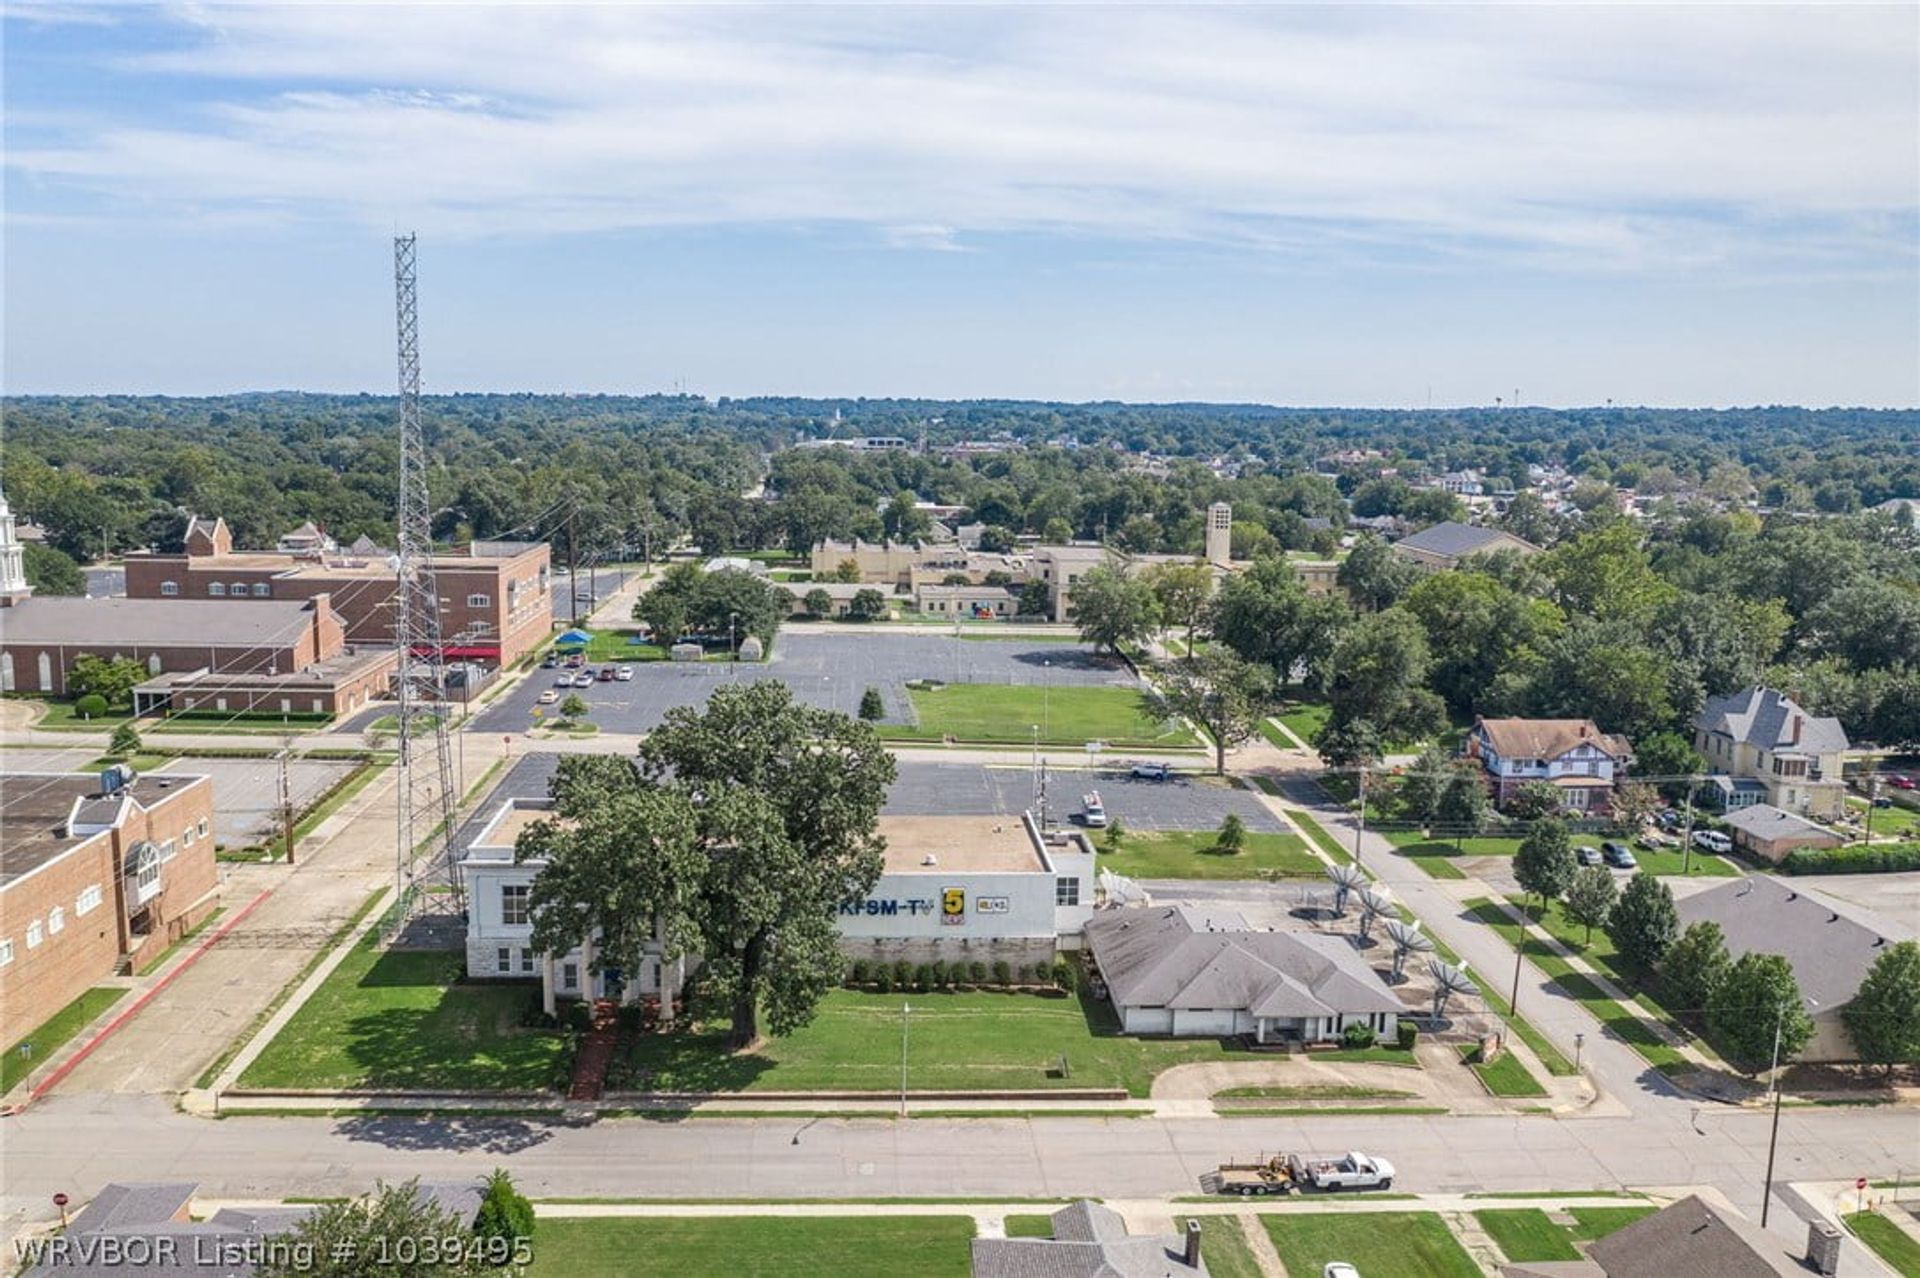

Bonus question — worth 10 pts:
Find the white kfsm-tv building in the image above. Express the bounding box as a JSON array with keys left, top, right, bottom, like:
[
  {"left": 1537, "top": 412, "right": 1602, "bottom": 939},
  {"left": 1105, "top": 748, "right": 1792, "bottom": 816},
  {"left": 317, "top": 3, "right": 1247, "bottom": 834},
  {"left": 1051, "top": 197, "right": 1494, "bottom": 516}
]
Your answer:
[{"left": 462, "top": 805, "right": 1096, "bottom": 1003}]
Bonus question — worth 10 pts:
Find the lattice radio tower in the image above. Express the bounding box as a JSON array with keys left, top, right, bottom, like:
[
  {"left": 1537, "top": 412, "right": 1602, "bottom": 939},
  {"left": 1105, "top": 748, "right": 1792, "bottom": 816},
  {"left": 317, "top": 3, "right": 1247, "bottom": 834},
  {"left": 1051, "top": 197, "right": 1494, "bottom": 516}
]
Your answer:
[{"left": 390, "top": 233, "right": 462, "bottom": 925}]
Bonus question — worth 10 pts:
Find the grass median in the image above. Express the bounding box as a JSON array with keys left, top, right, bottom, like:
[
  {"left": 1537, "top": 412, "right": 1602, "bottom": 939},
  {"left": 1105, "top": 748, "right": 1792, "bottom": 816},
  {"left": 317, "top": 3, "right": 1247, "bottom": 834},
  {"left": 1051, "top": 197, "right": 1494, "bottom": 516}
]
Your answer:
[
  {"left": 1095, "top": 830, "right": 1320, "bottom": 880},
  {"left": 2, "top": 987, "right": 127, "bottom": 1093},
  {"left": 881, "top": 683, "right": 1197, "bottom": 748}
]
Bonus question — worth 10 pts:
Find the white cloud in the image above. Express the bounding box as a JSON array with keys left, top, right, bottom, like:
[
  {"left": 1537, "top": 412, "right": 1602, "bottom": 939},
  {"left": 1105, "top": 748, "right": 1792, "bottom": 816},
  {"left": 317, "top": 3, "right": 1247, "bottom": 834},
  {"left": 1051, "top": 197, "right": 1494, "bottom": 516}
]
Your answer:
[{"left": 7, "top": 4, "right": 1916, "bottom": 273}]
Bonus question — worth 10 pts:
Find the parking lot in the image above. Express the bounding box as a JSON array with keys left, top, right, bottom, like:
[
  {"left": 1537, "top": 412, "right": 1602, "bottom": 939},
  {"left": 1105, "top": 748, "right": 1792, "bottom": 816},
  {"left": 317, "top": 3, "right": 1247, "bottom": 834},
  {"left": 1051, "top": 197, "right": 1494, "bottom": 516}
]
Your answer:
[
  {"left": 448, "top": 754, "right": 1287, "bottom": 859},
  {"left": 470, "top": 632, "right": 1130, "bottom": 735}
]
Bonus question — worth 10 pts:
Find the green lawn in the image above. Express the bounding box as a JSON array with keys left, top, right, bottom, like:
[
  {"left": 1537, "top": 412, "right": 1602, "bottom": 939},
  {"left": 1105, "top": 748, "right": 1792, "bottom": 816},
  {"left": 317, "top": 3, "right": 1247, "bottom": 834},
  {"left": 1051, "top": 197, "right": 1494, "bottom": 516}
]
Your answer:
[
  {"left": 884, "top": 683, "right": 1197, "bottom": 747},
  {"left": 1276, "top": 699, "right": 1331, "bottom": 747},
  {"left": 1508, "top": 896, "right": 1709, "bottom": 1056},
  {"left": 552, "top": 629, "right": 674, "bottom": 663},
  {"left": 1095, "top": 830, "right": 1320, "bottom": 880},
  {"left": 1466, "top": 900, "right": 1689, "bottom": 1072},
  {"left": 527, "top": 1216, "right": 975, "bottom": 1278},
  {"left": 619, "top": 988, "right": 1241, "bottom": 1097},
  {"left": 1620, "top": 846, "right": 1740, "bottom": 877},
  {"left": 1458, "top": 1043, "right": 1549, "bottom": 1097},
  {"left": 1850, "top": 796, "right": 1920, "bottom": 840},
  {"left": 1386, "top": 831, "right": 1524, "bottom": 857},
  {"left": 1264, "top": 1212, "right": 1479, "bottom": 1278},
  {"left": 3, "top": 987, "right": 127, "bottom": 1092},
  {"left": 8, "top": 695, "right": 135, "bottom": 730},
  {"left": 1847, "top": 1211, "right": 1920, "bottom": 1277},
  {"left": 238, "top": 937, "right": 568, "bottom": 1091},
  {"left": 1395, "top": 842, "right": 1470, "bottom": 879},
  {"left": 1472, "top": 1206, "right": 1656, "bottom": 1262},
  {"left": 1002, "top": 1215, "right": 1053, "bottom": 1238}
]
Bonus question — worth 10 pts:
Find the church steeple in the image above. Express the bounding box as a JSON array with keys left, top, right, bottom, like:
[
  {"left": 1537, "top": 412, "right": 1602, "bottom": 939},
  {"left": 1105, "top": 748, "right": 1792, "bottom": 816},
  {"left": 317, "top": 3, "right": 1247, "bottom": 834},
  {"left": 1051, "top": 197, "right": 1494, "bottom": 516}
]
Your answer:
[{"left": 0, "top": 485, "right": 33, "bottom": 606}]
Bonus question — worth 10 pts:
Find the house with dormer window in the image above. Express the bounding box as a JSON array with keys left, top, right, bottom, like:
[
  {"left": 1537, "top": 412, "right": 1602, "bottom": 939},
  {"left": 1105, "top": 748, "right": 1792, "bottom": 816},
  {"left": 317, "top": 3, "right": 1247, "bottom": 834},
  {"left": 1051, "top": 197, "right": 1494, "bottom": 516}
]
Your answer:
[
  {"left": 1693, "top": 686, "right": 1849, "bottom": 819},
  {"left": 1466, "top": 717, "right": 1634, "bottom": 814}
]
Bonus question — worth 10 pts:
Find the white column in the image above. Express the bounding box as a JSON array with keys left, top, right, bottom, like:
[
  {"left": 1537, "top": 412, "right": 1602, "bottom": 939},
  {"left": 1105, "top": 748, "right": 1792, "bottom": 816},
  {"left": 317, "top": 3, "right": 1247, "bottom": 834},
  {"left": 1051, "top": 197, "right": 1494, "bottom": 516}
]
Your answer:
[
  {"left": 660, "top": 954, "right": 681, "bottom": 1024},
  {"left": 541, "top": 952, "right": 556, "bottom": 1017},
  {"left": 581, "top": 932, "right": 596, "bottom": 1000}
]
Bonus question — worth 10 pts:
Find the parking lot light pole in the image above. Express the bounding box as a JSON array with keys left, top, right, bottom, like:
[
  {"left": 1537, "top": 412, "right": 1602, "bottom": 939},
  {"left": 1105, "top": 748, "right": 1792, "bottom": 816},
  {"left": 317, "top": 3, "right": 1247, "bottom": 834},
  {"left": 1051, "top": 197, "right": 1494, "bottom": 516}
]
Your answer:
[
  {"left": 1043, "top": 659, "right": 1051, "bottom": 740},
  {"left": 899, "top": 1001, "right": 911, "bottom": 1116},
  {"left": 1574, "top": 1031, "right": 1585, "bottom": 1072}
]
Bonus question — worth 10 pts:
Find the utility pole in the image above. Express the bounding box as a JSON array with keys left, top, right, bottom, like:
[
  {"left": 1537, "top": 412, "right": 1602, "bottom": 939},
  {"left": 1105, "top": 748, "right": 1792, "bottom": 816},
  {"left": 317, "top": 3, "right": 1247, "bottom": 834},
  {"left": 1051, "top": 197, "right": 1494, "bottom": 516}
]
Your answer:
[
  {"left": 1352, "top": 764, "right": 1369, "bottom": 870},
  {"left": 567, "top": 503, "right": 580, "bottom": 627},
  {"left": 277, "top": 741, "right": 295, "bottom": 865},
  {"left": 1679, "top": 777, "right": 1697, "bottom": 874},
  {"left": 1861, "top": 775, "right": 1880, "bottom": 845}
]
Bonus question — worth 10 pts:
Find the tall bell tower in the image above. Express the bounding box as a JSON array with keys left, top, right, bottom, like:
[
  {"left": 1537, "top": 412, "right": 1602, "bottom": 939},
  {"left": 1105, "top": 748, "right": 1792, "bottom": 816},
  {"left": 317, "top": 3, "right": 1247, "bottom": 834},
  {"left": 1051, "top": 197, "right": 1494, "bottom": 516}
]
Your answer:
[{"left": 0, "top": 486, "right": 32, "bottom": 607}]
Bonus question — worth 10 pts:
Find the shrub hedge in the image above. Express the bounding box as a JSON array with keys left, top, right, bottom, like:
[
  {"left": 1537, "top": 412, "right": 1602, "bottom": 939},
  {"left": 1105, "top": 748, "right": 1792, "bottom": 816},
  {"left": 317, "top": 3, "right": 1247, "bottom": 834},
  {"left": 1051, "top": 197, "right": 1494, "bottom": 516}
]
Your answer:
[{"left": 1779, "top": 842, "right": 1920, "bottom": 875}]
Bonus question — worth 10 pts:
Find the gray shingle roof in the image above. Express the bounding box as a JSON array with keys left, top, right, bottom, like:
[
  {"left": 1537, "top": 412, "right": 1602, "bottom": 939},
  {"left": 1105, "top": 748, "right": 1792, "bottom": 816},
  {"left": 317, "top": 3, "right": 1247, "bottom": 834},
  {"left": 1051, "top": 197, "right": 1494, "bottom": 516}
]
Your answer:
[
  {"left": 1393, "top": 521, "right": 1538, "bottom": 561},
  {"left": 1585, "top": 1193, "right": 1803, "bottom": 1277},
  {"left": 1086, "top": 906, "right": 1402, "bottom": 1022},
  {"left": 1, "top": 597, "right": 323, "bottom": 647},
  {"left": 1718, "top": 803, "right": 1834, "bottom": 843},
  {"left": 1694, "top": 686, "right": 1849, "bottom": 756},
  {"left": 1673, "top": 876, "right": 1913, "bottom": 1013}
]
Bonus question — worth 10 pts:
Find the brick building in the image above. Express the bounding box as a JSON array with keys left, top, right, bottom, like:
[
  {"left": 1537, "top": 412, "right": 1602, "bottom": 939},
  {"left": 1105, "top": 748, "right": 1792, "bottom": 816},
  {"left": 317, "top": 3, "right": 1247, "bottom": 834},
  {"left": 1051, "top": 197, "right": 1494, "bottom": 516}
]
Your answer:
[
  {"left": 0, "top": 594, "right": 396, "bottom": 718},
  {"left": 124, "top": 519, "right": 552, "bottom": 666},
  {"left": 1, "top": 771, "right": 220, "bottom": 1048}
]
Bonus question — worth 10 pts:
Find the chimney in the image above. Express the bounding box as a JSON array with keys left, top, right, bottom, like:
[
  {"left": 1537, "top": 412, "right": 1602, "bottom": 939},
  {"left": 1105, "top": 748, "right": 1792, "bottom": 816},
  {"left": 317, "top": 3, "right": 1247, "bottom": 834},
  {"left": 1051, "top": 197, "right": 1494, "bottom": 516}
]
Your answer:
[
  {"left": 1791, "top": 715, "right": 1803, "bottom": 745},
  {"left": 1806, "top": 1219, "right": 1842, "bottom": 1276},
  {"left": 1183, "top": 1220, "right": 1202, "bottom": 1269}
]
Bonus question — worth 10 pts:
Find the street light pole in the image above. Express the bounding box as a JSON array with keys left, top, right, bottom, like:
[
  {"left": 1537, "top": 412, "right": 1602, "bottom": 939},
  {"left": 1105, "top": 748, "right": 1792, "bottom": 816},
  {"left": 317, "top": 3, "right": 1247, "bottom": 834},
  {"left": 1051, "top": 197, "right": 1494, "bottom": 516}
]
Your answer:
[
  {"left": 1043, "top": 658, "right": 1051, "bottom": 740},
  {"left": 1680, "top": 777, "right": 1697, "bottom": 874},
  {"left": 1352, "top": 764, "right": 1368, "bottom": 870},
  {"left": 899, "top": 1001, "right": 911, "bottom": 1116},
  {"left": 1507, "top": 932, "right": 1525, "bottom": 1047},
  {"left": 728, "top": 612, "right": 738, "bottom": 676},
  {"left": 1760, "top": 994, "right": 1815, "bottom": 1227},
  {"left": 1573, "top": 1031, "right": 1585, "bottom": 1072}
]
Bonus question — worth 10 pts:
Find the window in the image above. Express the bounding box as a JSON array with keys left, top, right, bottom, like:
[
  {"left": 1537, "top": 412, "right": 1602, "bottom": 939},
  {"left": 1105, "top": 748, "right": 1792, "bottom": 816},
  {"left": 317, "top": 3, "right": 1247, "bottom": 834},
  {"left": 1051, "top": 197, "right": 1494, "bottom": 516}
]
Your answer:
[
  {"left": 76, "top": 884, "right": 102, "bottom": 916},
  {"left": 252, "top": 583, "right": 271, "bottom": 598},
  {"left": 1055, "top": 876, "right": 1081, "bottom": 906},
  {"left": 1772, "top": 757, "right": 1808, "bottom": 778},
  {"left": 0, "top": 940, "right": 11, "bottom": 967},
  {"left": 496, "top": 946, "right": 512, "bottom": 972},
  {"left": 26, "top": 920, "right": 44, "bottom": 949},
  {"left": 198, "top": 819, "right": 209, "bottom": 838},
  {"left": 467, "top": 622, "right": 493, "bottom": 636},
  {"left": 160, "top": 581, "right": 180, "bottom": 596},
  {"left": 159, "top": 839, "right": 178, "bottom": 862},
  {"left": 467, "top": 593, "right": 491, "bottom": 608},
  {"left": 208, "top": 582, "right": 226, "bottom": 597},
  {"left": 562, "top": 962, "right": 579, "bottom": 991},
  {"left": 501, "top": 884, "right": 530, "bottom": 926},
  {"left": 48, "top": 907, "right": 64, "bottom": 935},
  {"left": 229, "top": 582, "right": 248, "bottom": 596},
  {"left": 520, "top": 949, "right": 536, "bottom": 975},
  {"left": 184, "top": 826, "right": 195, "bottom": 846}
]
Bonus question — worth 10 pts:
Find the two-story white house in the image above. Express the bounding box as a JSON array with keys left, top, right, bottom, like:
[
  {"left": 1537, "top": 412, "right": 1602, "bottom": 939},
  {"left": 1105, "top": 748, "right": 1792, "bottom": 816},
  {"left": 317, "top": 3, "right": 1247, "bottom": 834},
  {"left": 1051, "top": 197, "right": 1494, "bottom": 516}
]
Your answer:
[
  {"left": 461, "top": 799, "right": 696, "bottom": 1019},
  {"left": 1465, "top": 717, "right": 1635, "bottom": 814},
  {"left": 1693, "top": 686, "right": 1850, "bottom": 819}
]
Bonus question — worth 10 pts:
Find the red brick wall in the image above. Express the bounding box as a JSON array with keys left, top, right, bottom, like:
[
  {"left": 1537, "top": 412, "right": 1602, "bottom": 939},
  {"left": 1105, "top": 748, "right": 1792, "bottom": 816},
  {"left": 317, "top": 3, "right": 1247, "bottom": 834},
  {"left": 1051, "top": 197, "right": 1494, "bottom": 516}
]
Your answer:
[{"left": 0, "top": 836, "right": 118, "bottom": 1048}]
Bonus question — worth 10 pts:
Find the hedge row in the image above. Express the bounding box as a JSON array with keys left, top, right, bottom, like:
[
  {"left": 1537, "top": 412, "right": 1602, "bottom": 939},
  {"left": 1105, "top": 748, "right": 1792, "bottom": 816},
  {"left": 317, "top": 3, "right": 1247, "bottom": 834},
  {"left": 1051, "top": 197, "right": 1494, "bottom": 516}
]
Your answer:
[
  {"left": 845, "top": 957, "right": 1074, "bottom": 993},
  {"left": 1779, "top": 842, "right": 1920, "bottom": 875}
]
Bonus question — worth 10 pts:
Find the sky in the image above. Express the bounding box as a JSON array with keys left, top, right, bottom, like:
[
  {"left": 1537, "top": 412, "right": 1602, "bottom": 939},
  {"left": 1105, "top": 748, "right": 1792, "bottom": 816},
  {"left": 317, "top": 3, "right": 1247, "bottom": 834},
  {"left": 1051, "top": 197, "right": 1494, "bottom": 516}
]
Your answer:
[{"left": 4, "top": 3, "right": 1917, "bottom": 407}]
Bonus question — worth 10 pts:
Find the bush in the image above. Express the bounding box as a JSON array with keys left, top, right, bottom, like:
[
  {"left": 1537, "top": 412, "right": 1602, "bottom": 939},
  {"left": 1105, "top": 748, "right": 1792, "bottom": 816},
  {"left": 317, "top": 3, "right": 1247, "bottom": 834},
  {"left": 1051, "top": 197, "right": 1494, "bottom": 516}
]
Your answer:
[
  {"left": 872, "top": 969, "right": 891, "bottom": 993},
  {"left": 968, "top": 961, "right": 987, "bottom": 984},
  {"left": 74, "top": 694, "right": 109, "bottom": 720},
  {"left": 1780, "top": 842, "right": 1920, "bottom": 875},
  {"left": 1052, "top": 960, "right": 1075, "bottom": 991},
  {"left": 108, "top": 723, "right": 143, "bottom": 758},
  {"left": 912, "top": 963, "right": 933, "bottom": 990},
  {"left": 849, "top": 959, "right": 870, "bottom": 985},
  {"left": 926, "top": 959, "right": 946, "bottom": 987},
  {"left": 474, "top": 1168, "right": 536, "bottom": 1250},
  {"left": 1396, "top": 1020, "right": 1418, "bottom": 1050},
  {"left": 1031, "top": 961, "right": 1054, "bottom": 984},
  {"left": 1341, "top": 1021, "right": 1378, "bottom": 1049},
  {"left": 992, "top": 959, "right": 1012, "bottom": 986},
  {"left": 892, "top": 959, "right": 913, "bottom": 988},
  {"left": 859, "top": 687, "right": 885, "bottom": 721}
]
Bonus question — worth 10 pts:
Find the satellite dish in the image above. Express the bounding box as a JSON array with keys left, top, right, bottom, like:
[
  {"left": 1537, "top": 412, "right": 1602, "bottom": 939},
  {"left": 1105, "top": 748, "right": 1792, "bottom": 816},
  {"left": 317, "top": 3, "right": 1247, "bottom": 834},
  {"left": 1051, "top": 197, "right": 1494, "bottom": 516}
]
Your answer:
[
  {"left": 1384, "top": 918, "right": 1435, "bottom": 980},
  {"left": 1427, "top": 958, "right": 1479, "bottom": 1022},
  {"left": 1355, "top": 886, "right": 1395, "bottom": 943},
  {"left": 1325, "top": 863, "right": 1367, "bottom": 916}
]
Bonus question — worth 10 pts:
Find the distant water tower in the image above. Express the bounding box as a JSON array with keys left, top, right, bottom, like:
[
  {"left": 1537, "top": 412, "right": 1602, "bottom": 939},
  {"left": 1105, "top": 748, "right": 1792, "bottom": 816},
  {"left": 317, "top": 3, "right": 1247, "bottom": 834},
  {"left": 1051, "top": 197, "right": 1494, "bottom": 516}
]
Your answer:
[{"left": 1205, "top": 502, "right": 1232, "bottom": 566}]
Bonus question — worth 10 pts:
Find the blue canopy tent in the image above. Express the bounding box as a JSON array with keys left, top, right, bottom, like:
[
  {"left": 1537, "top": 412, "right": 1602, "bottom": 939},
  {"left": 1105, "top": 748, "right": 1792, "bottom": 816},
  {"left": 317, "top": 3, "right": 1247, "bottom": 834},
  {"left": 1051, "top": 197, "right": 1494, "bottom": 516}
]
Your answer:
[{"left": 554, "top": 628, "right": 594, "bottom": 648}]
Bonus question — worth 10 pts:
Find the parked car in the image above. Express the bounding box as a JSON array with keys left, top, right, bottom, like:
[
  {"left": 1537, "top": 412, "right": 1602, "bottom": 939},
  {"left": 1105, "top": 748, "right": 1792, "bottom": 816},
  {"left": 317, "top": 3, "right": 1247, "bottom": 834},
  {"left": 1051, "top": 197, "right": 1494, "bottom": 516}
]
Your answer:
[
  {"left": 1872, "top": 795, "right": 1894, "bottom": 809},
  {"left": 1637, "top": 830, "right": 1677, "bottom": 850},
  {"left": 571, "top": 672, "right": 595, "bottom": 687},
  {"left": 536, "top": 690, "right": 559, "bottom": 705},
  {"left": 1575, "top": 845, "right": 1602, "bottom": 867},
  {"left": 540, "top": 655, "right": 558, "bottom": 669},
  {"left": 1888, "top": 775, "right": 1917, "bottom": 791},
  {"left": 614, "top": 665, "right": 635, "bottom": 681},
  {"left": 554, "top": 671, "right": 575, "bottom": 686},
  {"left": 1692, "top": 829, "right": 1733, "bottom": 854},
  {"left": 1656, "top": 809, "right": 1683, "bottom": 830},
  {"left": 1080, "top": 792, "right": 1109, "bottom": 828},
  {"left": 1325, "top": 1266, "right": 1362, "bottom": 1278},
  {"left": 1602, "top": 841, "right": 1637, "bottom": 869},
  {"left": 575, "top": 589, "right": 596, "bottom": 602},
  {"left": 597, "top": 666, "right": 616, "bottom": 681},
  {"left": 1130, "top": 762, "right": 1172, "bottom": 782}
]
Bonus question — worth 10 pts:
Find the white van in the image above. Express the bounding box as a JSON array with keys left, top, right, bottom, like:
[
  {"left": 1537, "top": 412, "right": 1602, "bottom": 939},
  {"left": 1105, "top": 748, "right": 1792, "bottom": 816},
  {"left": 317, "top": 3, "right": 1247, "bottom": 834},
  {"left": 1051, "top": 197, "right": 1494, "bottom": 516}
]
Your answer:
[{"left": 1081, "top": 791, "right": 1109, "bottom": 827}]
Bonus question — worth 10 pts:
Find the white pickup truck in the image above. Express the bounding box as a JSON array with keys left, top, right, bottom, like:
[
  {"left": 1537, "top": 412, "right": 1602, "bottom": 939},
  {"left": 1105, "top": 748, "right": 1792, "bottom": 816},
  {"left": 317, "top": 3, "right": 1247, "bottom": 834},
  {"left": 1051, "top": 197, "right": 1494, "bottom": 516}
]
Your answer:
[{"left": 1290, "top": 1151, "right": 1395, "bottom": 1191}]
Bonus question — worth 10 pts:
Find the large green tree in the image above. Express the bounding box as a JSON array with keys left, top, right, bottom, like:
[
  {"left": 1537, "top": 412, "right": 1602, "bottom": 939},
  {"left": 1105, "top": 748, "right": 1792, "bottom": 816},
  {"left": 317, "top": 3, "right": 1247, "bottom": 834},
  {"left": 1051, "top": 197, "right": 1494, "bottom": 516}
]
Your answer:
[
  {"left": 1335, "top": 534, "right": 1417, "bottom": 612},
  {"left": 1562, "top": 865, "right": 1619, "bottom": 943},
  {"left": 1326, "top": 608, "right": 1432, "bottom": 738},
  {"left": 1151, "top": 647, "right": 1273, "bottom": 775},
  {"left": 258, "top": 1180, "right": 490, "bottom": 1277},
  {"left": 1208, "top": 554, "right": 1350, "bottom": 685},
  {"left": 1404, "top": 570, "right": 1563, "bottom": 714},
  {"left": 1069, "top": 562, "right": 1161, "bottom": 655},
  {"left": 1660, "top": 920, "right": 1731, "bottom": 1022},
  {"left": 1842, "top": 940, "right": 1920, "bottom": 1075},
  {"left": 22, "top": 543, "right": 84, "bottom": 595},
  {"left": 1514, "top": 819, "right": 1576, "bottom": 916},
  {"left": 523, "top": 685, "right": 894, "bottom": 1048},
  {"left": 1605, "top": 873, "right": 1680, "bottom": 976},
  {"left": 1142, "top": 559, "right": 1215, "bottom": 651},
  {"left": 1546, "top": 523, "right": 1676, "bottom": 621},
  {"left": 1707, "top": 952, "right": 1813, "bottom": 1075},
  {"left": 66, "top": 653, "right": 147, "bottom": 706}
]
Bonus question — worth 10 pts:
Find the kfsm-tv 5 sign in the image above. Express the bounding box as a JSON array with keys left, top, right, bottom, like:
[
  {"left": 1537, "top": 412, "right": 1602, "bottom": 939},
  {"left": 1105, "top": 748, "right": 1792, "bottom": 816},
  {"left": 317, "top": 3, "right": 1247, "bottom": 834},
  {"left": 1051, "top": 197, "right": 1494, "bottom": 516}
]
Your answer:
[{"left": 941, "top": 888, "right": 966, "bottom": 926}]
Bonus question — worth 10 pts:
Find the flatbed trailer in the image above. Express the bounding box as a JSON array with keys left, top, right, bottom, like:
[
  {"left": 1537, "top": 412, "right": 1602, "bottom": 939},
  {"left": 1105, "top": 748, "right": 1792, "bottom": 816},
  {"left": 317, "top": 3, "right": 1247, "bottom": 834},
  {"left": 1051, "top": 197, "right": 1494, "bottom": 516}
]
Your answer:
[
  {"left": 1201, "top": 1151, "right": 1395, "bottom": 1196},
  {"left": 1199, "top": 1156, "right": 1297, "bottom": 1197}
]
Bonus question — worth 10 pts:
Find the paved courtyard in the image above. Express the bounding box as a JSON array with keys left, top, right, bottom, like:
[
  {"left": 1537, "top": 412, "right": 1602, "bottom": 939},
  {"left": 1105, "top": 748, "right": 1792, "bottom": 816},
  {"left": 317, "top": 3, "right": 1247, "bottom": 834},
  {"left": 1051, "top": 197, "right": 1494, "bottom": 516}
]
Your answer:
[
  {"left": 470, "top": 632, "right": 1129, "bottom": 735},
  {"left": 153, "top": 756, "right": 360, "bottom": 848}
]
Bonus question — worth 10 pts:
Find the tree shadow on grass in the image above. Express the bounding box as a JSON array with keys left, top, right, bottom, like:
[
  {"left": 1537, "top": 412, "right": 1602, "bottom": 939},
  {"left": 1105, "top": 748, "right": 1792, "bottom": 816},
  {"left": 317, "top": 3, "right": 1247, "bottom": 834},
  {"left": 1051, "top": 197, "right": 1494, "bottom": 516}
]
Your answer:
[
  {"left": 614, "top": 1020, "right": 778, "bottom": 1093},
  {"left": 340, "top": 1002, "right": 567, "bottom": 1093}
]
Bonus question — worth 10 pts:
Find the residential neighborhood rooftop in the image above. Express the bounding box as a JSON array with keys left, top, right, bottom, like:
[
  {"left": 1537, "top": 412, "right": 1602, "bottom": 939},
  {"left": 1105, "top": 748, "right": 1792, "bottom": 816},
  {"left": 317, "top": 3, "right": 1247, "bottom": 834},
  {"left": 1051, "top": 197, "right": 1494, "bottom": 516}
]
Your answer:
[
  {"left": 1473, "top": 717, "right": 1632, "bottom": 761},
  {"left": 1673, "top": 876, "right": 1913, "bottom": 1014},
  {"left": 1694, "top": 686, "right": 1848, "bottom": 756},
  {"left": 1392, "top": 520, "right": 1539, "bottom": 560}
]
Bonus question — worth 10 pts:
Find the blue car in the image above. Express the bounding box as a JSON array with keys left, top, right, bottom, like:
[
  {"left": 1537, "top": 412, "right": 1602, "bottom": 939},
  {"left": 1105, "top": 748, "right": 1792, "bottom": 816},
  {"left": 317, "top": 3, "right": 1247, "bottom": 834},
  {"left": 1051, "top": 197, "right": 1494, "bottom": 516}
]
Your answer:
[{"left": 1601, "top": 840, "right": 1637, "bottom": 869}]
